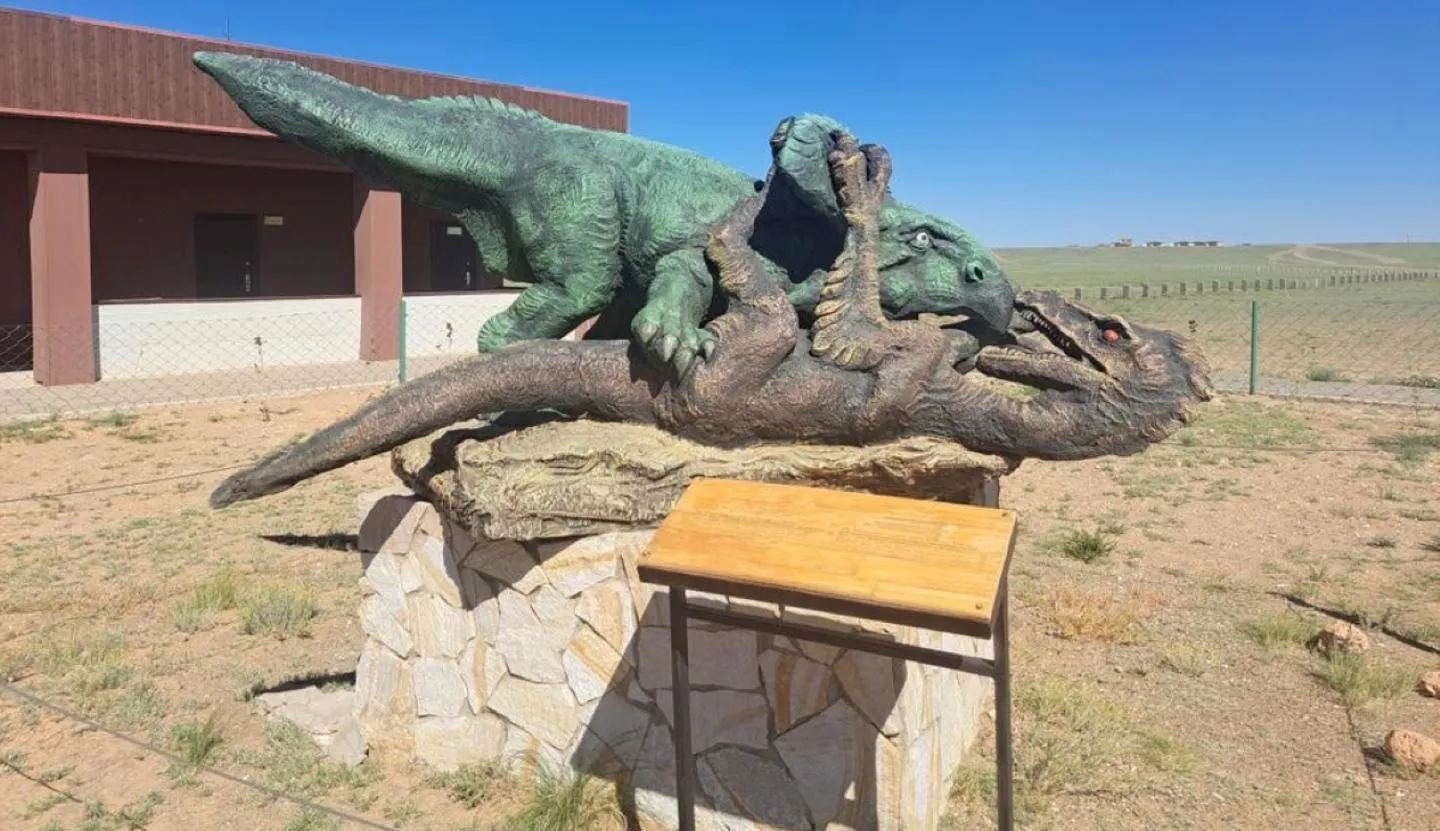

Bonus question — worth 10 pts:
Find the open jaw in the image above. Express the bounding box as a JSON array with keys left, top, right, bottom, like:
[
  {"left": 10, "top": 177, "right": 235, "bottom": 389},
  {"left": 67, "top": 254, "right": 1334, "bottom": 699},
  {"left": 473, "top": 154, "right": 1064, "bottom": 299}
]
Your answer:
[{"left": 973, "top": 293, "right": 1111, "bottom": 392}]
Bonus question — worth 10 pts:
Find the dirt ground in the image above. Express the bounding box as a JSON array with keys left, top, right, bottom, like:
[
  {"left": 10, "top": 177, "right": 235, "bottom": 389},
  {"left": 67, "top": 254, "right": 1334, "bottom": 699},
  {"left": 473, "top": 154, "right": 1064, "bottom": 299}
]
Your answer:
[{"left": 0, "top": 386, "right": 1435, "bottom": 830}]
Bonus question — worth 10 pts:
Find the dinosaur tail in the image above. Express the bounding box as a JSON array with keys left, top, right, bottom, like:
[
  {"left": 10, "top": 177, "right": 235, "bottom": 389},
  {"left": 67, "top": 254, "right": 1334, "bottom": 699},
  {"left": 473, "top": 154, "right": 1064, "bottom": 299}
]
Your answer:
[
  {"left": 209, "top": 341, "right": 647, "bottom": 509},
  {"left": 193, "top": 51, "right": 538, "bottom": 200}
]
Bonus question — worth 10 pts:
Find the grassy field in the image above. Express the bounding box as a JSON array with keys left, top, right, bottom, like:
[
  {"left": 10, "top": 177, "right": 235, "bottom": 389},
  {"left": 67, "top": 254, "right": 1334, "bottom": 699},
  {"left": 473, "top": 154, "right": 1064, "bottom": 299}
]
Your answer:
[
  {"left": 980, "top": 242, "right": 1440, "bottom": 388},
  {"left": 1081, "top": 282, "right": 1440, "bottom": 384},
  {"left": 995, "top": 242, "right": 1440, "bottom": 291},
  {"left": 0, "top": 389, "right": 1436, "bottom": 829}
]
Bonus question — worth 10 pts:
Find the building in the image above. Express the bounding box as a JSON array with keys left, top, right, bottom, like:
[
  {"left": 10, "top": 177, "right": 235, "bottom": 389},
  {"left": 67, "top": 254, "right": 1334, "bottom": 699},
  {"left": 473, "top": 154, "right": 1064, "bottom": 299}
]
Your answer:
[{"left": 0, "top": 7, "right": 628, "bottom": 385}]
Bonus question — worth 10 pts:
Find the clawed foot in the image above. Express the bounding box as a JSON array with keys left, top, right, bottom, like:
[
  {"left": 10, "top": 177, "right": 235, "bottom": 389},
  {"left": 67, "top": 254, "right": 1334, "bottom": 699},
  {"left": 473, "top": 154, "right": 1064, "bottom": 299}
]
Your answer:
[
  {"left": 809, "top": 131, "right": 894, "bottom": 370},
  {"left": 632, "top": 308, "right": 716, "bottom": 379},
  {"left": 829, "top": 132, "right": 891, "bottom": 225}
]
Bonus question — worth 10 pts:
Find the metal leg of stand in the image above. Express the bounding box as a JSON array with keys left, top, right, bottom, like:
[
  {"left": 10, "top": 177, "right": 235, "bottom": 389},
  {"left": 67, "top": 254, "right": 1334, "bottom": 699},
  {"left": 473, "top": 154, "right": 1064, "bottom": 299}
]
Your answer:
[
  {"left": 669, "top": 589, "right": 696, "bottom": 831},
  {"left": 994, "top": 584, "right": 1014, "bottom": 831}
]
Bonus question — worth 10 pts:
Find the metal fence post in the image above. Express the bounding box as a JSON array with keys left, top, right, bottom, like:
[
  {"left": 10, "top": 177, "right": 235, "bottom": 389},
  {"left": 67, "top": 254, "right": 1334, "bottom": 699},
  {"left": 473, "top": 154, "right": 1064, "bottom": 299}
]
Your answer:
[
  {"left": 398, "top": 298, "right": 409, "bottom": 384},
  {"left": 1249, "top": 299, "right": 1260, "bottom": 395}
]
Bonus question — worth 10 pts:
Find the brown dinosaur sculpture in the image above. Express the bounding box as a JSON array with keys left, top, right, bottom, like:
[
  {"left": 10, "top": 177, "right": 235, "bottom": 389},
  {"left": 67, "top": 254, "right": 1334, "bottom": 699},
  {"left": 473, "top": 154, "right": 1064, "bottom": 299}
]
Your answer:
[{"left": 209, "top": 132, "right": 1212, "bottom": 509}]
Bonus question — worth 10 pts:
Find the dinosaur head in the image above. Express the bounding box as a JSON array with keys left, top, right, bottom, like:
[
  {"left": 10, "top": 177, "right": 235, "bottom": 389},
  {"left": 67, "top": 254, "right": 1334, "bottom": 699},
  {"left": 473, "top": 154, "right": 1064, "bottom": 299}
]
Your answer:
[
  {"left": 873, "top": 202, "right": 1016, "bottom": 339},
  {"left": 967, "top": 290, "right": 1214, "bottom": 459}
]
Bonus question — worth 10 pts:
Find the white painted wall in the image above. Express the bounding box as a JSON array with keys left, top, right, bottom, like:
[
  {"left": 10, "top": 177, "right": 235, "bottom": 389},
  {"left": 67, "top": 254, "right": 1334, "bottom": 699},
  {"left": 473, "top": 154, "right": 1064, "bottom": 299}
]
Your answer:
[
  {"left": 402, "top": 291, "right": 522, "bottom": 358},
  {"left": 96, "top": 297, "right": 363, "bottom": 379}
]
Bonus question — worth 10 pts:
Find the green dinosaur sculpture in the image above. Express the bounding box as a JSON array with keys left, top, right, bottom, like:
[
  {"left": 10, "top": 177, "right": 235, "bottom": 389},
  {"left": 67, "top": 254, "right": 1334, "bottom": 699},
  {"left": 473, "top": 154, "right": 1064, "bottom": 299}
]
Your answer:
[
  {"left": 209, "top": 133, "right": 1212, "bottom": 509},
  {"left": 192, "top": 51, "right": 1017, "bottom": 376}
]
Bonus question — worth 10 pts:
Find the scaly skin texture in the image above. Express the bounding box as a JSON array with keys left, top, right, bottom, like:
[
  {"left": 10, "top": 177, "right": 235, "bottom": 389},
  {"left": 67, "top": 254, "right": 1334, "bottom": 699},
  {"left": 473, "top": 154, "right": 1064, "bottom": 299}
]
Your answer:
[
  {"left": 209, "top": 133, "right": 1213, "bottom": 509},
  {"left": 192, "top": 52, "right": 1016, "bottom": 377}
]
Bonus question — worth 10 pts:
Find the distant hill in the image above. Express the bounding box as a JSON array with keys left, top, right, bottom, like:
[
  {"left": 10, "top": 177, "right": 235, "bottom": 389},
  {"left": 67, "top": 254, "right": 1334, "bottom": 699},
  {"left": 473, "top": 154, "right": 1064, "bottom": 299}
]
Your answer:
[{"left": 990, "top": 242, "right": 1440, "bottom": 289}]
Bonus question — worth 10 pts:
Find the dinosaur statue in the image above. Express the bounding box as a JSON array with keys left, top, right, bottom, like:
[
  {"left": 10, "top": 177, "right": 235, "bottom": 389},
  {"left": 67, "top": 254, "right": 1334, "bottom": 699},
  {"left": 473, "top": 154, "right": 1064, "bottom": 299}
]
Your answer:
[
  {"left": 191, "top": 51, "right": 1017, "bottom": 377},
  {"left": 209, "top": 131, "right": 1212, "bottom": 509}
]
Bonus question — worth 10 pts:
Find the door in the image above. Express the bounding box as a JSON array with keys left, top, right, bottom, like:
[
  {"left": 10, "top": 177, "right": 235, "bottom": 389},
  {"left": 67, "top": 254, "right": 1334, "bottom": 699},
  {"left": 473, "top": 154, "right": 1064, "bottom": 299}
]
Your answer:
[
  {"left": 429, "top": 222, "right": 480, "bottom": 291},
  {"left": 195, "top": 214, "right": 260, "bottom": 298}
]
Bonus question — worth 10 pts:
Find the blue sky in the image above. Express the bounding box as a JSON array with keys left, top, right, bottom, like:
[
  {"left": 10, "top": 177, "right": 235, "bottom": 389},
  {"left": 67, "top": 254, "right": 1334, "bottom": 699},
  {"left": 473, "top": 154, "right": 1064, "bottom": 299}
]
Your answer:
[{"left": 17, "top": 0, "right": 1440, "bottom": 247}]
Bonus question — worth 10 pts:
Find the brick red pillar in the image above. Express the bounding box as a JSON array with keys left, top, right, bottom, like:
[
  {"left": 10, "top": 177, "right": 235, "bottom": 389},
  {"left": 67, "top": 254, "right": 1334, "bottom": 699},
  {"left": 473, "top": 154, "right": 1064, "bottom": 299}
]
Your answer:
[
  {"left": 353, "top": 179, "right": 403, "bottom": 362},
  {"left": 28, "top": 143, "right": 96, "bottom": 386}
]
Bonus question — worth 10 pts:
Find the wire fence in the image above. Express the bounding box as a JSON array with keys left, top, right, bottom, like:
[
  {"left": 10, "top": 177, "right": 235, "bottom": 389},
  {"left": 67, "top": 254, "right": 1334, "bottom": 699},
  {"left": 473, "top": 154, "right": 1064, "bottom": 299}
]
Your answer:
[
  {"left": 0, "top": 269, "right": 1437, "bottom": 423},
  {"left": 1066, "top": 270, "right": 1440, "bottom": 406}
]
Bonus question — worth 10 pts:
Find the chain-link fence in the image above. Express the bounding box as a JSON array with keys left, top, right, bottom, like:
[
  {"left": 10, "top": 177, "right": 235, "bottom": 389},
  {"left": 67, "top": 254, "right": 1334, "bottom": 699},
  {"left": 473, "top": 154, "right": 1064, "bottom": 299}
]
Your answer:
[
  {"left": 1, "top": 270, "right": 1436, "bottom": 423},
  {"left": 0, "top": 307, "right": 405, "bottom": 422},
  {"left": 1070, "top": 271, "right": 1440, "bottom": 406}
]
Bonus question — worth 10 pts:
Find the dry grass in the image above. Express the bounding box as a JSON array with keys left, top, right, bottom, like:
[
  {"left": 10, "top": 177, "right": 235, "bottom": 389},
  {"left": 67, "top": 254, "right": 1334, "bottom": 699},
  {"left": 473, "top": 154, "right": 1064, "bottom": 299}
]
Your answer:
[
  {"left": 1311, "top": 652, "right": 1422, "bottom": 708},
  {"left": 946, "top": 677, "right": 1198, "bottom": 826},
  {"left": 1034, "top": 583, "right": 1153, "bottom": 644},
  {"left": 1158, "top": 644, "right": 1221, "bottom": 677},
  {"left": 1240, "top": 611, "right": 1321, "bottom": 649},
  {"left": 240, "top": 584, "right": 321, "bottom": 639},
  {"left": 502, "top": 763, "right": 628, "bottom": 831},
  {"left": 0, "top": 388, "right": 1436, "bottom": 830}
]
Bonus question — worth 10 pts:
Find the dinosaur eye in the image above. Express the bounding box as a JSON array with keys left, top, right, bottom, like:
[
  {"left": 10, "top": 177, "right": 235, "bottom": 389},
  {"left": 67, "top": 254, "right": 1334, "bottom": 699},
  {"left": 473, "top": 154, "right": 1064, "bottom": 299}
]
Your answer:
[
  {"left": 911, "top": 231, "right": 932, "bottom": 249},
  {"left": 1098, "top": 320, "right": 1130, "bottom": 342}
]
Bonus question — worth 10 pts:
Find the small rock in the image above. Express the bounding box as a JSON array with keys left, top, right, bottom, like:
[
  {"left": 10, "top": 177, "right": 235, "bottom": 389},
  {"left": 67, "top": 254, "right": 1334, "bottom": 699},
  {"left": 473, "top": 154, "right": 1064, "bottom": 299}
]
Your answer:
[
  {"left": 835, "top": 650, "right": 898, "bottom": 733},
  {"left": 655, "top": 689, "right": 770, "bottom": 753},
  {"left": 416, "top": 534, "right": 465, "bottom": 608},
  {"left": 759, "top": 649, "right": 834, "bottom": 732},
  {"left": 408, "top": 593, "right": 474, "bottom": 659},
  {"left": 356, "top": 492, "right": 421, "bottom": 554},
  {"left": 1418, "top": 670, "right": 1440, "bottom": 698},
  {"left": 320, "top": 716, "right": 369, "bottom": 766},
  {"left": 461, "top": 643, "right": 507, "bottom": 713},
  {"left": 495, "top": 591, "right": 566, "bottom": 683},
  {"left": 253, "top": 686, "right": 357, "bottom": 736},
  {"left": 774, "top": 698, "right": 867, "bottom": 826},
  {"left": 489, "top": 677, "right": 580, "bottom": 750},
  {"left": 577, "top": 579, "right": 638, "bottom": 660},
  {"left": 637, "top": 627, "right": 759, "bottom": 691},
  {"left": 468, "top": 541, "right": 546, "bottom": 594},
  {"left": 413, "top": 715, "right": 507, "bottom": 772},
  {"left": 1385, "top": 728, "right": 1440, "bottom": 772},
  {"left": 360, "top": 594, "right": 413, "bottom": 659},
  {"left": 1311, "top": 621, "right": 1371, "bottom": 656},
  {"left": 533, "top": 535, "right": 621, "bottom": 597},
  {"left": 412, "top": 659, "right": 469, "bottom": 718}
]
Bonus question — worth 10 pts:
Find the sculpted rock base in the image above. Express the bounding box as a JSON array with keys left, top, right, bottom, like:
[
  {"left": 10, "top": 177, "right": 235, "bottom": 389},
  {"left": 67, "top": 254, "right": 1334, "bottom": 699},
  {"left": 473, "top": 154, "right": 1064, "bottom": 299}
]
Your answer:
[
  {"left": 391, "top": 419, "right": 1018, "bottom": 541},
  {"left": 346, "top": 425, "right": 1009, "bottom": 829}
]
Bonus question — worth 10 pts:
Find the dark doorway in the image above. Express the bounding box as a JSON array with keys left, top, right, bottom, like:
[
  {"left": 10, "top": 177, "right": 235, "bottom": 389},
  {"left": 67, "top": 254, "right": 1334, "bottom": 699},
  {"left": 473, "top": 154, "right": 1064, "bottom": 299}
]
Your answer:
[
  {"left": 0, "top": 150, "right": 32, "bottom": 371},
  {"left": 195, "top": 213, "right": 259, "bottom": 298},
  {"left": 429, "top": 221, "right": 483, "bottom": 291}
]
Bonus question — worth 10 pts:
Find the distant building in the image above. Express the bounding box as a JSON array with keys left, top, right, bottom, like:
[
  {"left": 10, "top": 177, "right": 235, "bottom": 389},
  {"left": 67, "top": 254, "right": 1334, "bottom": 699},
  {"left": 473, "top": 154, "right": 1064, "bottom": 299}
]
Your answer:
[
  {"left": 1111, "top": 237, "right": 1134, "bottom": 248},
  {"left": 0, "top": 7, "right": 629, "bottom": 385}
]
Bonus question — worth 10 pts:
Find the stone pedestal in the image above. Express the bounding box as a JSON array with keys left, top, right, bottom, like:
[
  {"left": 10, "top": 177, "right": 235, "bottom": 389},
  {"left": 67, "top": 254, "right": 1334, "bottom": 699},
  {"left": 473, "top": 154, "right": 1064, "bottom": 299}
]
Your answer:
[{"left": 352, "top": 489, "right": 995, "bottom": 830}]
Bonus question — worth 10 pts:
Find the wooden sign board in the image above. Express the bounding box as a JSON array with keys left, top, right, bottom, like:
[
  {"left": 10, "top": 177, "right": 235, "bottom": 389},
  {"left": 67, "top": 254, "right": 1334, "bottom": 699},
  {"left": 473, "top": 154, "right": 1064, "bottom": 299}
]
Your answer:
[{"left": 637, "top": 478, "right": 1017, "bottom": 638}]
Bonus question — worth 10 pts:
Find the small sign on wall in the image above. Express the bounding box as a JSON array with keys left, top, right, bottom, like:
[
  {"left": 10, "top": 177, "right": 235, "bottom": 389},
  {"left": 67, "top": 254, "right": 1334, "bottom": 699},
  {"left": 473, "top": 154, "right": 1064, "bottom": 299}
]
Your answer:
[
  {"left": 263, "top": 215, "right": 284, "bottom": 226},
  {"left": 446, "top": 225, "right": 464, "bottom": 236}
]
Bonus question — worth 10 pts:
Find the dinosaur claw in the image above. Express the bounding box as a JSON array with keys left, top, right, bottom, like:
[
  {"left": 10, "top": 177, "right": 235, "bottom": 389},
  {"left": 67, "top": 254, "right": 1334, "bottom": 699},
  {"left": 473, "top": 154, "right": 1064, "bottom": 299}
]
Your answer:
[
  {"left": 657, "top": 335, "right": 679, "bottom": 364},
  {"left": 674, "top": 349, "right": 697, "bottom": 380},
  {"left": 700, "top": 338, "right": 716, "bottom": 361},
  {"left": 635, "top": 320, "right": 660, "bottom": 344}
]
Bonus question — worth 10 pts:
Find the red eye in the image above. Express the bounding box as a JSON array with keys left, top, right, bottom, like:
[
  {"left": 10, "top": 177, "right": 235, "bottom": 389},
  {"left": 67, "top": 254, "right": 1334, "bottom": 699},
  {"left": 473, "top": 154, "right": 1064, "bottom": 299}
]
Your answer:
[{"left": 1102, "top": 328, "right": 1121, "bottom": 343}]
